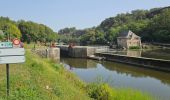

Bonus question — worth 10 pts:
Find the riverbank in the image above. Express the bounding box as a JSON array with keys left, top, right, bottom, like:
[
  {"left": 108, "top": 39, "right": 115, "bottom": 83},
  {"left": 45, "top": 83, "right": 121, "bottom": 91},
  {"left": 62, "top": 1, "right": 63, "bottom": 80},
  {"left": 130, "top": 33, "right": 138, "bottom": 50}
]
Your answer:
[{"left": 0, "top": 48, "right": 153, "bottom": 100}]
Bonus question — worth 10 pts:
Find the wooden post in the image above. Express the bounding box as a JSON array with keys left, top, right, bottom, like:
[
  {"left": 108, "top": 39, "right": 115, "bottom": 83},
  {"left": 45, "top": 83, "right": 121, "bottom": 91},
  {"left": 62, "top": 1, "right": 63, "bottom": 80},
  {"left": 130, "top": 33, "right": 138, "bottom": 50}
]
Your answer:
[{"left": 6, "top": 64, "right": 9, "bottom": 96}]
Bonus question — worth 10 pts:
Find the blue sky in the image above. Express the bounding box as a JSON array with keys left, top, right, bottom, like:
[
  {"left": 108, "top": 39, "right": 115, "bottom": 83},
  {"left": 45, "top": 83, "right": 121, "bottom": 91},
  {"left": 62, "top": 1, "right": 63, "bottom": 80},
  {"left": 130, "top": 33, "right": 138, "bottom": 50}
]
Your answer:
[{"left": 0, "top": 0, "right": 170, "bottom": 31}]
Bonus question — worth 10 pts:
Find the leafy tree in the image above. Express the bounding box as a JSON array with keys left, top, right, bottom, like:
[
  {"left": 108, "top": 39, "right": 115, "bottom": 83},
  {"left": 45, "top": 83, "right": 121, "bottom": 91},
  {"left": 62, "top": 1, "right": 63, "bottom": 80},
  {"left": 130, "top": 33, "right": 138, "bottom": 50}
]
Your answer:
[
  {"left": 5, "top": 23, "right": 21, "bottom": 39},
  {"left": 148, "top": 9, "right": 170, "bottom": 43},
  {"left": 95, "top": 30, "right": 105, "bottom": 44}
]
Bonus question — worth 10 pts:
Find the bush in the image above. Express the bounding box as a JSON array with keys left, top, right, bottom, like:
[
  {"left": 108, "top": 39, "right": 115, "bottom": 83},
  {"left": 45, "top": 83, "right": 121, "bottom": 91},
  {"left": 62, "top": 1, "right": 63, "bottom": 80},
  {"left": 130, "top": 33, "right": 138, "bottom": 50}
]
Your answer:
[
  {"left": 129, "top": 46, "right": 141, "bottom": 49},
  {"left": 86, "top": 83, "right": 154, "bottom": 100},
  {"left": 86, "top": 83, "right": 113, "bottom": 100}
]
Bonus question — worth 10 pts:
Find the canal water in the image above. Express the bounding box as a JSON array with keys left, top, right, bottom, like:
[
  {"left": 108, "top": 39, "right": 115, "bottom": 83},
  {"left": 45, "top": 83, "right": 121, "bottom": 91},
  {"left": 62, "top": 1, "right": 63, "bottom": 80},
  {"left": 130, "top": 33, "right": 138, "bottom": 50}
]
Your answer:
[
  {"left": 109, "top": 49, "right": 170, "bottom": 60},
  {"left": 61, "top": 56, "right": 170, "bottom": 100}
]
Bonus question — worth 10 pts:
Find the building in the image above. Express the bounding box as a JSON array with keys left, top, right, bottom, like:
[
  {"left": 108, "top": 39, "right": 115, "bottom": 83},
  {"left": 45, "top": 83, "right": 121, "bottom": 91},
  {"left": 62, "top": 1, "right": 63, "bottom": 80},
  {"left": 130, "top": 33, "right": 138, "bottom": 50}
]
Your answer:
[{"left": 117, "top": 30, "right": 141, "bottom": 49}]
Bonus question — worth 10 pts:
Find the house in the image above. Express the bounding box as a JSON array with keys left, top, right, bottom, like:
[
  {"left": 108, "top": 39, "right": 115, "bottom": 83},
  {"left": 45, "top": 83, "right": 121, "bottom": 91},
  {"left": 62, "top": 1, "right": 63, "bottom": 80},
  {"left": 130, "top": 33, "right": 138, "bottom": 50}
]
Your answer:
[{"left": 117, "top": 30, "right": 141, "bottom": 49}]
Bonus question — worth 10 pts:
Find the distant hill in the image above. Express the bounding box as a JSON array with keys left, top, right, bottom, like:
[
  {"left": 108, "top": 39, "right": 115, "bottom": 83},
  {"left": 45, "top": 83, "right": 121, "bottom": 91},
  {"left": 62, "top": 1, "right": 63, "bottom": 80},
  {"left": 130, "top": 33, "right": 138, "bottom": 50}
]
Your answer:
[{"left": 58, "top": 6, "right": 170, "bottom": 44}]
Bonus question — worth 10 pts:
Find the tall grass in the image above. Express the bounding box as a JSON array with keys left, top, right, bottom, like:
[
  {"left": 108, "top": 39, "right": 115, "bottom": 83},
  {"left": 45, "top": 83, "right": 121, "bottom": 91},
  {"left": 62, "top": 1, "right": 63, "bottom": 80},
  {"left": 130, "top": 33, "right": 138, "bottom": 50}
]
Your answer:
[
  {"left": 0, "top": 50, "right": 90, "bottom": 100},
  {"left": 86, "top": 83, "right": 154, "bottom": 100}
]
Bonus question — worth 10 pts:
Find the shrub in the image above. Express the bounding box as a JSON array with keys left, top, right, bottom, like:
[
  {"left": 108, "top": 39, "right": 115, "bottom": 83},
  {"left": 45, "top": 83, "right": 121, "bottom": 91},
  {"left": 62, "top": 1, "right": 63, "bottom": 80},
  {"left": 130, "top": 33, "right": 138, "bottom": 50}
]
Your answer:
[
  {"left": 86, "top": 83, "right": 154, "bottom": 100},
  {"left": 129, "top": 46, "right": 141, "bottom": 49},
  {"left": 86, "top": 83, "right": 113, "bottom": 100}
]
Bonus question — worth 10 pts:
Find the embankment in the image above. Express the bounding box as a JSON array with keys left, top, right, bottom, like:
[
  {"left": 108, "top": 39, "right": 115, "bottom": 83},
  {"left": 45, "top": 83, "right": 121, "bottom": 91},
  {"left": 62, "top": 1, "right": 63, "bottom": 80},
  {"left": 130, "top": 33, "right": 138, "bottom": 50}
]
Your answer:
[{"left": 97, "top": 53, "right": 170, "bottom": 72}]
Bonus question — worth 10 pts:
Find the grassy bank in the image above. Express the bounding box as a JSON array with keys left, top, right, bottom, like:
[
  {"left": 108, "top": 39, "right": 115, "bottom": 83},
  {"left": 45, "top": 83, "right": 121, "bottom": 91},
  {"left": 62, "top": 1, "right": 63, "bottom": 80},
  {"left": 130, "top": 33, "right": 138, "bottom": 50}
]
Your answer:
[
  {"left": 0, "top": 49, "right": 154, "bottom": 100},
  {"left": 0, "top": 50, "right": 90, "bottom": 100}
]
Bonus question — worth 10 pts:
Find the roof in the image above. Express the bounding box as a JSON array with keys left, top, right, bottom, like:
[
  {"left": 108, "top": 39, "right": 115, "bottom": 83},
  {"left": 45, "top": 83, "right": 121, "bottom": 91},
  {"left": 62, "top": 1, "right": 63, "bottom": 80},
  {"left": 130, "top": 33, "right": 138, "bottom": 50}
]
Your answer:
[
  {"left": 118, "top": 30, "right": 130, "bottom": 37},
  {"left": 117, "top": 30, "right": 140, "bottom": 38}
]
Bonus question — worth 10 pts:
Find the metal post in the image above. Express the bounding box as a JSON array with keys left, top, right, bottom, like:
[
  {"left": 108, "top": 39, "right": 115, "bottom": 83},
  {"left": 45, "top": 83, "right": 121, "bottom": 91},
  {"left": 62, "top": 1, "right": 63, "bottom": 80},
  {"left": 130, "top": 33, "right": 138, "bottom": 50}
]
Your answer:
[{"left": 6, "top": 64, "right": 9, "bottom": 96}]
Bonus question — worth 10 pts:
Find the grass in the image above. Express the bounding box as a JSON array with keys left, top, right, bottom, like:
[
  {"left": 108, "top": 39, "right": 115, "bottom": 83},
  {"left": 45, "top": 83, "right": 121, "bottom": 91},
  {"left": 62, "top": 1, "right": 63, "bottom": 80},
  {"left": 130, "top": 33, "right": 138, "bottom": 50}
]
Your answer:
[
  {"left": 0, "top": 50, "right": 90, "bottom": 100},
  {"left": 129, "top": 46, "right": 141, "bottom": 50},
  {"left": 0, "top": 48, "right": 154, "bottom": 100},
  {"left": 86, "top": 83, "right": 154, "bottom": 100}
]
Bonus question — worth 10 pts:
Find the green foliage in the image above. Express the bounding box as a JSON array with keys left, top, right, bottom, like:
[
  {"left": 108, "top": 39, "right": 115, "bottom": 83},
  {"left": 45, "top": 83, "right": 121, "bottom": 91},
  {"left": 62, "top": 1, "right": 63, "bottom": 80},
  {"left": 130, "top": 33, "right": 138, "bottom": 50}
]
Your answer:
[
  {"left": 18, "top": 20, "right": 57, "bottom": 43},
  {"left": 80, "top": 28, "right": 106, "bottom": 45},
  {"left": 4, "top": 23, "right": 21, "bottom": 39},
  {"left": 100, "top": 7, "right": 170, "bottom": 43},
  {"left": 58, "top": 7, "right": 170, "bottom": 45},
  {"left": 80, "top": 28, "right": 96, "bottom": 45},
  {"left": 58, "top": 27, "right": 76, "bottom": 35},
  {"left": 0, "top": 50, "right": 90, "bottom": 100},
  {"left": 86, "top": 83, "right": 153, "bottom": 100},
  {"left": 0, "top": 17, "right": 58, "bottom": 43},
  {"left": 129, "top": 46, "right": 141, "bottom": 50},
  {"left": 0, "top": 47, "right": 154, "bottom": 100},
  {"left": 0, "top": 30, "right": 4, "bottom": 40},
  {"left": 87, "top": 83, "right": 113, "bottom": 100},
  {"left": 58, "top": 34, "right": 80, "bottom": 44},
  {"left": 0, "top": 17, "right": 21, "bottom": 40},
  {"left": 148, "top": 9, "right": 170, "bottom": 43}
]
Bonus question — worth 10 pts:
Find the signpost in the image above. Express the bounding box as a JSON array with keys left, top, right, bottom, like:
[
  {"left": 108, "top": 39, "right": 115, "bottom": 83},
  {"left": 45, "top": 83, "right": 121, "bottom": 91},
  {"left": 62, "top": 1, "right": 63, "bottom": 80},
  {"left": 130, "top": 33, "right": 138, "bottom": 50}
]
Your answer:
[
  {"left": 0, "top": 42, "right": 13, "bottom": 48},
  {"left": 0, "top": 40, "right": 25, "bottom": 96}
]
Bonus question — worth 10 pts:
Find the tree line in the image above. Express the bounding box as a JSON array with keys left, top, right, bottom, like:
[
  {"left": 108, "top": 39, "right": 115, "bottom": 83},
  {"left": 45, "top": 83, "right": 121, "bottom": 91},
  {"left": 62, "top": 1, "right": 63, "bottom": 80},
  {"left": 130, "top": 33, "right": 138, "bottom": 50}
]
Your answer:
[
  {"left": 58, "top": 6, "right": 170, "bottom": 45},
  {"left": 1, "top": 6, "right": 169, "bottom": 45},
  {"left": 0, "top": 17, "right": 57, "bottom": 43}
]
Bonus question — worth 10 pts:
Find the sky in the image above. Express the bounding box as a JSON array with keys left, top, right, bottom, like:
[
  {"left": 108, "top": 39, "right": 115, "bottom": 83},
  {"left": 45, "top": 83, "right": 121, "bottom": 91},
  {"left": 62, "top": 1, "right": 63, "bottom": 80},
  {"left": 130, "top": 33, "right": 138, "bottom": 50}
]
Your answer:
[{"left": 0, "top": 0, "right": 170, "bottom": 32}]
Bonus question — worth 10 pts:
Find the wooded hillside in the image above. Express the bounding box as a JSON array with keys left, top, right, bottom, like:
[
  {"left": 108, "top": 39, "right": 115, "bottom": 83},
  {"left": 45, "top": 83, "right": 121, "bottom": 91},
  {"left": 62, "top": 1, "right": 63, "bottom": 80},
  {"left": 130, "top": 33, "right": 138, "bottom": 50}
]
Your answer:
[{"left": 58, "top": 6, "right": 170, "bottom": 45}]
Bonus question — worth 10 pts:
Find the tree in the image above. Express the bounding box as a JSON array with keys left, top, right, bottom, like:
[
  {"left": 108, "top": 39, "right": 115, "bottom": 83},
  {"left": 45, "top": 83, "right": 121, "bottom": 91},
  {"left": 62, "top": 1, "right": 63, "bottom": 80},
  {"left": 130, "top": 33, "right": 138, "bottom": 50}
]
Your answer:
[
  {"left": 18, "top": 20, "right": 56, "bottom": 43},
  {"left": 148, "top": 9, "right": 170, "bottom": 43}
]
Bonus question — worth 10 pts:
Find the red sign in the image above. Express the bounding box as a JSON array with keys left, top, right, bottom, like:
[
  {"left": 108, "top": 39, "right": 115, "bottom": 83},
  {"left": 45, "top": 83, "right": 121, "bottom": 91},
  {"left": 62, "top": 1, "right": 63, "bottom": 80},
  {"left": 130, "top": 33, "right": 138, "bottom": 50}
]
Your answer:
[{"left": 13, "top": 39, "right": 20, "bottom": 45}]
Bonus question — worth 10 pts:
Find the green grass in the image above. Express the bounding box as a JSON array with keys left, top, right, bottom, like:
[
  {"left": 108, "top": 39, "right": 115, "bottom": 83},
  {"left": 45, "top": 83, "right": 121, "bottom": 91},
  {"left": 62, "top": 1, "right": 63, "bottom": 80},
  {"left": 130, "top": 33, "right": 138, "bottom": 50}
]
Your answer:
[
  {"left": 0, "top": 50, "right": 90, "bottom": 100},
  {"left": 0, "top": 49, "right": 154, "bottom": 100},
  {"left": 24, "top": 43, "right": 48, "bottom": 49},
  {"left": 129, "top": 46, "right": 141, "bottom": 50},
  {"left": 86, "top": 83, "right": 154, "bottom": 100}
]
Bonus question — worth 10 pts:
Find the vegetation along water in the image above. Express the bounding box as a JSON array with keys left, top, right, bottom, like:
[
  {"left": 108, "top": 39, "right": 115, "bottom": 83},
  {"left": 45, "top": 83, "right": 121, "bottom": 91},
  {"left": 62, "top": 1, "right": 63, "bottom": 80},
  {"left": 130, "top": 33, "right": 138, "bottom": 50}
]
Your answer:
[
  {"left": 0, "top": 49, "right": 154, "bottom": 100},
  {"left": 0, "top": 5, "right": 170, "bottom": 100},
  {"left": 61, "top": 56, "right": 170, "bottom": 100}
]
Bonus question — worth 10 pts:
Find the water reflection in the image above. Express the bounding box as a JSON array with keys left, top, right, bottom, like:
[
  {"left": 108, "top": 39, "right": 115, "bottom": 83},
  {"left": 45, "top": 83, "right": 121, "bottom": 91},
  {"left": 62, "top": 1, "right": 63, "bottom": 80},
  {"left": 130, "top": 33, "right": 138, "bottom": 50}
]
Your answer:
[
  {"left": 110, "top": 49, "right": 170, "bottom": 60},
  {"left": 112, "top": 50, "right": 142, "bottom": 57},
  {"left": 102, "top": 61, "right": 170, "bottom": 86},
  {"left": 61, "top": 58, "right": 97, "bottom": 69},
  {"left": 61, "top": 57, "right": 170, "bottom": 100},
  {"left": 142, "top": 49, "right": 170, "bottom": 60}
]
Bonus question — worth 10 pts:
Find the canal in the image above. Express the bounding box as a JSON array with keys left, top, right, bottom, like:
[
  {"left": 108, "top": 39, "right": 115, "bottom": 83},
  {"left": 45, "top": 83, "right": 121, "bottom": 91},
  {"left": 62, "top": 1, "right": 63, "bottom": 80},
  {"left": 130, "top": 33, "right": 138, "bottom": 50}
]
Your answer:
[
  {"left": 109, "top": 49, "right": 170, "bottom": 60},
  {"left": 61, "top": 56, "right": 170, "bottom": 100}
]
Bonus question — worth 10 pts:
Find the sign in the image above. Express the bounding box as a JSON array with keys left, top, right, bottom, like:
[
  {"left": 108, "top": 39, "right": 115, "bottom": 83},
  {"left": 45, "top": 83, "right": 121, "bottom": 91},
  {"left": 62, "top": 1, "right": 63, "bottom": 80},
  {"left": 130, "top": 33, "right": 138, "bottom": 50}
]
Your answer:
[
  {"left": 0, "top": 42, "right": 25, "bottom": 96},
  {"left": 0, "top": 56, "right": 25, "bottom": 64},
  {"left": 12, "top": 39, "right": 20, "bottom": 45},
  {"left": 0, "top": 42, "right": 13, "bottom": 48},
  {"left": 0, "top": 48, "right": 25, "bottom": 56},
  {"left": 0, "top": 48, "right": 25, "bottom": 64}
]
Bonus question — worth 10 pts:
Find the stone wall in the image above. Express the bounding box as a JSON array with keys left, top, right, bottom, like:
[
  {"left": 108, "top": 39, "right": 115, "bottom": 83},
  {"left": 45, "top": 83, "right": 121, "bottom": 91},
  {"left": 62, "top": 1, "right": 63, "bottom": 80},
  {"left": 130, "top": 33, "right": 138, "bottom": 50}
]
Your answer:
[
  {"left": 34, "top": 48, "right": 48, "bottom": 58},
  {"left": 96, "top": 53, "right": 170, "bottom": 72},
  {"left": 68, "top": 46, "right": 96, "bottom": 58},
  {"left": 34, "top": 48, "right": 60, "bottom": 60},
  {"left": 47, "top": 48, "right": 60, "bottom": 60}
]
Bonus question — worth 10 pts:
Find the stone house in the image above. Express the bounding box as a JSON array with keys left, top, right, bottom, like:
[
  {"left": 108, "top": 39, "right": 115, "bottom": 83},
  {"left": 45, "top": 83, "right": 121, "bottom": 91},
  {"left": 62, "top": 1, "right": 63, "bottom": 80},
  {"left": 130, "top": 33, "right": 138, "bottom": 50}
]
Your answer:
[{"left": 117, "top": 30, "right": 141, "bottom": 49}]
